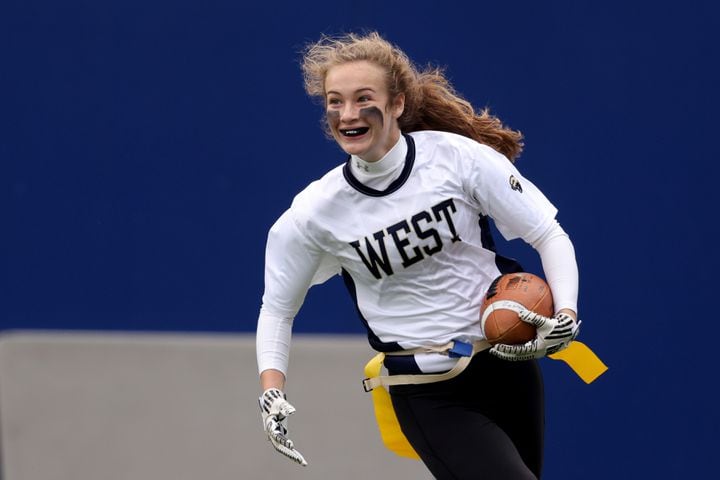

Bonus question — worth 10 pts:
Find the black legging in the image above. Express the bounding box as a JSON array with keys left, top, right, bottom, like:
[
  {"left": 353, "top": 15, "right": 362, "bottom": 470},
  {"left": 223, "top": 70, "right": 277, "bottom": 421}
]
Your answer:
[{"left": 389, "top": 351, "right": 544, "bottom": 480}]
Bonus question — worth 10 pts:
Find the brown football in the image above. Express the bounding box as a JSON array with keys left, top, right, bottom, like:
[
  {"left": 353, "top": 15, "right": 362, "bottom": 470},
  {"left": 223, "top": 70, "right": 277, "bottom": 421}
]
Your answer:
[{"left": 480, "top": 272, "right": 554, "bottom": 345}]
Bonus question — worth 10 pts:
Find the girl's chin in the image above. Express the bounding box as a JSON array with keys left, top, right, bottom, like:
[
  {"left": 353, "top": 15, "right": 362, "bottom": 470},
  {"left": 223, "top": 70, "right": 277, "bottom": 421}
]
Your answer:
[
  {"left": 339, "top": 139, "right": 369, "bottom": 156},
  {"left": 335, "top": 135, "right": 384, "bottom": 161}
]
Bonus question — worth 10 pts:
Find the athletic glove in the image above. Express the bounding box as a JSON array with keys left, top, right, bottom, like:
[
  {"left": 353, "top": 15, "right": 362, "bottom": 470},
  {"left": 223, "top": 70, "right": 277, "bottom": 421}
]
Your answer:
[
  {"left": 258, "top": 388, "right": 308, "bottom": 466},
  {"left": 490, "top": 311, "right": 581, "bottom": 361}
]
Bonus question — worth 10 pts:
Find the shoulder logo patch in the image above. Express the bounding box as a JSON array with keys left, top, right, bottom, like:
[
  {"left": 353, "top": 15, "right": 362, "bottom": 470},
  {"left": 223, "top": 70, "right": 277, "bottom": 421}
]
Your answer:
[{"left": 509, "top": 175, "right": 523, "bottom": 193}]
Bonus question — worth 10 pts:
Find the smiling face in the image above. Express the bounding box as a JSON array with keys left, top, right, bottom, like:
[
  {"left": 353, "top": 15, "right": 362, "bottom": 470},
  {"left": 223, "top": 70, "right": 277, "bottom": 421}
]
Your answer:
[{"left": 324, "top": 61, "right": 405, "bottom": 162}]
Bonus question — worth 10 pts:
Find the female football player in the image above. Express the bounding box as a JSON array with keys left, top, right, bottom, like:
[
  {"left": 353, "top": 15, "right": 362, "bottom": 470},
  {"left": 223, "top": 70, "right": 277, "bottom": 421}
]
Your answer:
[{"left": 256, "top": 31, "right": 580, "bottom": 479}]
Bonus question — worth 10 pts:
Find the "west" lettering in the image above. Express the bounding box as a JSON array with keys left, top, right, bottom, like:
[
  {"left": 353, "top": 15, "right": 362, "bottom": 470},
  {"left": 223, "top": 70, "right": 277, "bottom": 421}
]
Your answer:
[{"left": 349, "top": 199, "right": 461, "bottom": 279}]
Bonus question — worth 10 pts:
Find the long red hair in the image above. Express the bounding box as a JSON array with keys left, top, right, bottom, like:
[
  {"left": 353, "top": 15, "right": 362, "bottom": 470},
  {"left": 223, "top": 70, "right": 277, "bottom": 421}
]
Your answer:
[{"left": 302, "top": 31, "right": 524, "bottom": 162}]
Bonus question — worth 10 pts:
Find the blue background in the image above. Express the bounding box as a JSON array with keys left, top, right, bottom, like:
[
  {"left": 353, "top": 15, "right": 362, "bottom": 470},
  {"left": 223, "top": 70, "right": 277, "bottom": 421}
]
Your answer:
[{"left": 3, "top": 0, "right": 719, "bottom": 477}]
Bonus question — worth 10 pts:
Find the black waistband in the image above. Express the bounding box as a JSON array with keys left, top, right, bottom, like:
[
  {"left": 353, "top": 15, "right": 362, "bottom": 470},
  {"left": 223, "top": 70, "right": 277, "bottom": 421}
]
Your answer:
[{"left": 383, "top": 354, "right": 423, "bottom": 375}]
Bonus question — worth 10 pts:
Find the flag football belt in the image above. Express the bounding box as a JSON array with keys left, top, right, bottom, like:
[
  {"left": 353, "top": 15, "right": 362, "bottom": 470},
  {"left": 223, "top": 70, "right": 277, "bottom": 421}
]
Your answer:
[
  {"left": 363, "top": 340, "right": 608, "bottom": 460},
  {"left": 361, "top": 339, "right": 490, "bottom": 392}
]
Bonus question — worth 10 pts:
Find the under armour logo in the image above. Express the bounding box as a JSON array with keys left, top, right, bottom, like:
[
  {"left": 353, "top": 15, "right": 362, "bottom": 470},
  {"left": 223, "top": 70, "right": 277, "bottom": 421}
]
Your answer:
[
  {"left": 356, "top": 160, "right": 369, "bottom": 172},
  {"left": 509, "top": 175, "right": 523, "bottom": 193}
]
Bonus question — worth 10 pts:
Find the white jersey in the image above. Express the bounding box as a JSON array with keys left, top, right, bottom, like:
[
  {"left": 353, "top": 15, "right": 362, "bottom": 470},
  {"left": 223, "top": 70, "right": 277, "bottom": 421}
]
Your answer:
[{"left": 259, "top": 130, "right": 560, "bottom": 373}]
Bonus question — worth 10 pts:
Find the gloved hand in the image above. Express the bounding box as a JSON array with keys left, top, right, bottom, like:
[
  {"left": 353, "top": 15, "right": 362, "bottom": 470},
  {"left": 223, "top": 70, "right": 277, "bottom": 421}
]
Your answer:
[
  {"left": 490, "top": 311, "right": 581, "bottom": 361},
  {"left": 258, "top": 388, "right": 308, "bottom": 466}
]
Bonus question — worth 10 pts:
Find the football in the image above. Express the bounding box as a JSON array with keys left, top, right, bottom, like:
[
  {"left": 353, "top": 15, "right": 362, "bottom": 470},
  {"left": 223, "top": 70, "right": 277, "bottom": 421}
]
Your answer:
[{"left": 480, "top": 272, "right": 554, "bottom": 345}]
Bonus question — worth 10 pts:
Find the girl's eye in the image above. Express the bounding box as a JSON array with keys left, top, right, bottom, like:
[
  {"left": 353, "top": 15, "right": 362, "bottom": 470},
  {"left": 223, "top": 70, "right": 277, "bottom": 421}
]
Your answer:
[
  {"left": 358, "top": 95, "right": 370, "bottom": 102},
  {"left": 327, "top": 98, "right": 341, "bottom": 106}
]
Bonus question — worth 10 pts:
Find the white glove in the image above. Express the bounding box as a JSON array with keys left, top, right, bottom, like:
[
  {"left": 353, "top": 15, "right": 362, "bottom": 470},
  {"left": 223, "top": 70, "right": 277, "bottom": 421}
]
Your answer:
[
  {"left": 258, "top": 388, "right": 308, "bottom": 466},
  {"left": 490, "top": 311, "right": 581, "bottom": 361}
]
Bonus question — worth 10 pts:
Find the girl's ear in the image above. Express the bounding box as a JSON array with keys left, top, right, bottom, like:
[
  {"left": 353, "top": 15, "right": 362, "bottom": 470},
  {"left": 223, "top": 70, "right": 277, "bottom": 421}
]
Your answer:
[{"left": 391, "top": 93, "right": 405, "bottom": 119}]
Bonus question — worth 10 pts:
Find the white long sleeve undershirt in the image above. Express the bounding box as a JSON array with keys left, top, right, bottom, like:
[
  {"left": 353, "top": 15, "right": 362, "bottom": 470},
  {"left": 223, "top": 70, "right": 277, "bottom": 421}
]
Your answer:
[
  {"left": 256, "top": 305, "right": 294, "bottom": 375},
  {"left": 529, "top": 220, "right": 579, "bottom": 315}
]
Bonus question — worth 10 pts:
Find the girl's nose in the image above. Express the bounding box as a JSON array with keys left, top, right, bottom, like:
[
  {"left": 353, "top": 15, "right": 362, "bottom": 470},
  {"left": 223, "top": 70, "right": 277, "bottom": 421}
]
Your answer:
[{"left": 340, "top": 103, "right": 358, "bottom": 123}]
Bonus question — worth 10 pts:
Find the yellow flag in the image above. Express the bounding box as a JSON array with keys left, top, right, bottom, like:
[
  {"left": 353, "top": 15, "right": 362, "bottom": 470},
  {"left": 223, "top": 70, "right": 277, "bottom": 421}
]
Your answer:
[
  {"left": 363, "top": 353, "right": 420, "bottom": 459},
  {"left": 548, "top": 341, "right": 608, "bottom": 384}
]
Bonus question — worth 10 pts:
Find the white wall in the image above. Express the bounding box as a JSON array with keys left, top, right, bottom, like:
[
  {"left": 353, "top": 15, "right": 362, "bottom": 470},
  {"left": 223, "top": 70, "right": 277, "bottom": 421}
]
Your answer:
[{"left": 0, "top": 332, "right": 431, "bottom": 480}]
